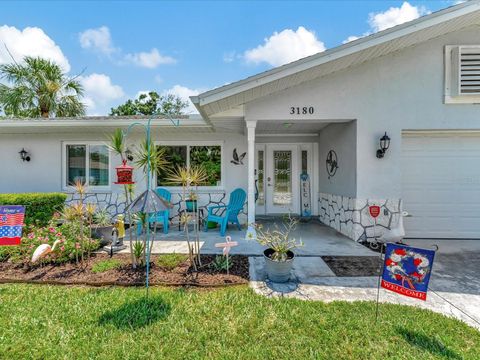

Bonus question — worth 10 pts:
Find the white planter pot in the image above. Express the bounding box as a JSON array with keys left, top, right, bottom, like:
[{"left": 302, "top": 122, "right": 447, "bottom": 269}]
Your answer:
[{"left": 263, "top": 248, "right": 294, "bottom": 283}]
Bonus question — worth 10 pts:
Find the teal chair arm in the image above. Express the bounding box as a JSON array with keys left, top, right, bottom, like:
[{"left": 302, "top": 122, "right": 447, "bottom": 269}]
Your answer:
[{"left": 208, "top": 204, "right": 227, "bottom": 215}]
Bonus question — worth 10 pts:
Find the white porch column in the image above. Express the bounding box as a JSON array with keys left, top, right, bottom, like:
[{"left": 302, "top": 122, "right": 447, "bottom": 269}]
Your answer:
[{"left": 246, "top": 120, "right": 257, "bottom": 226}]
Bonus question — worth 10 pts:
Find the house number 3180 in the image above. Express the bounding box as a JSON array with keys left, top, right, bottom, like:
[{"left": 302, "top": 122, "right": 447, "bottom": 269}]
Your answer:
[{"left": 290, "top": 106, "right": 314, "bottom": 115}]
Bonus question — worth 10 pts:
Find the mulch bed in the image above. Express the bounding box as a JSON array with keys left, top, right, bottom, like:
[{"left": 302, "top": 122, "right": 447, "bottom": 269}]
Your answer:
[
  {"left": 0, "top": 254, "right": 249, "bottom": 287},
  {"left": 321, "top": 256, "right": 382, "bottom": 277}
]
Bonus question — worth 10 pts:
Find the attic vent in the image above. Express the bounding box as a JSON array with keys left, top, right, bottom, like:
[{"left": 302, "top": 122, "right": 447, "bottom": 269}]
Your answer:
[
  {"left": 459, "top": 46, "right": 480, "bottom": 94},
  {"left": 445, "top": 45, "right": 480, "bottom": 104}
]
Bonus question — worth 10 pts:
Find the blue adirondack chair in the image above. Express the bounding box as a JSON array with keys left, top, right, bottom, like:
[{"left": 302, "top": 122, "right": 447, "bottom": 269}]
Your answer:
[
  {"left": 136, "top": 188, "right": 172, "bottom": 235},
  {"left": 204, "top": 188, "right": 246, "bottom": 236}
]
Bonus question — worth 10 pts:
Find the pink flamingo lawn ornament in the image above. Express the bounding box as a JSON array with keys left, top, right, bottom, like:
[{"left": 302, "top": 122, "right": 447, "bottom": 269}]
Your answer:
[
  {"left": 215, "top": 235, "right": 238, "bottom": 275},
  {"left": 31, "top": 240, "right": 61, "bottom": 263}
]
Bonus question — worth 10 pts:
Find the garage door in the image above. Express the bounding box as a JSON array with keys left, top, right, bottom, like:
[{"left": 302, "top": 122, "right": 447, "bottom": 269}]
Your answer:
[{"left": 402, "top": 133, "right": 480, "bottom": 239}]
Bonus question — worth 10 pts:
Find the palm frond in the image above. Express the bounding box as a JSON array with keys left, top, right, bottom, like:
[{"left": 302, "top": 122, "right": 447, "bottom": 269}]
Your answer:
[{"left": 106, "top": 128, "right": 125, "bottom": 158}]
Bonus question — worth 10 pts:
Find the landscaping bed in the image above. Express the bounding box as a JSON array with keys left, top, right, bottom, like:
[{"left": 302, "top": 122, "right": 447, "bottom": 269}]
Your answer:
[
  {"left": 322, "top": 255, "right": 382, "bottom": 277},
  {"left": 0, "top": 253, "right": 249, "bottom": 287}
]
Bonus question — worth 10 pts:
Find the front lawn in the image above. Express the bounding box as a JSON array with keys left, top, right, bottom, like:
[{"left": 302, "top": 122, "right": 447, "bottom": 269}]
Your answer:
[{"left": 0, "top": 284, "right": 478, "bottom": 359}]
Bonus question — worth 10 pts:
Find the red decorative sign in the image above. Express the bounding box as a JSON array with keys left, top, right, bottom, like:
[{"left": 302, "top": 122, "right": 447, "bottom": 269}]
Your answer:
[{"left": 369, "top": 205, "right": 381, "bottom": 218}]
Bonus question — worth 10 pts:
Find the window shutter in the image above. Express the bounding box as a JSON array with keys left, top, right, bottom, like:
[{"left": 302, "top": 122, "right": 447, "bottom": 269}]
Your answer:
[{"left": 459, "top": 46, "right": 480, "bottom": 95}]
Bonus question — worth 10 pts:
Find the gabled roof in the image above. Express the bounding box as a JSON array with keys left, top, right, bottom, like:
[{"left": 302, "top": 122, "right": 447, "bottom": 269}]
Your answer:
[{"left": 191, "top": 0, "right": 480, "bottom": 117}]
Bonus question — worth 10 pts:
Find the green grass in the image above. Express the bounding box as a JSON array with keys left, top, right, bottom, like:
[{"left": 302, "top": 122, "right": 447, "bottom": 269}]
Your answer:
[
  {"left": 157, "top": 253, "right": 188, "bottom": 271},
  {"left": 0, "top": 284, "right": 478, "bottom": 359},
  {"left": 91, "top": 259, "right": 123, "bottom": 273}
]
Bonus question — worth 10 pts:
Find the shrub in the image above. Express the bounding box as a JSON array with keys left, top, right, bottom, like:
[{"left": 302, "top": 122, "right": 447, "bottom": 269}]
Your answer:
[
  {"left": 0, "top": 193, "right": 67, "bottom": 226},
  {"left": 211, "top": 255, "right": 231, "bottom": 272},
  {"left": 92, "top": 259, "right": 122, "bottom": 273},
  {"left": 3, "top": 221, "right": 99, "bottom": 264},
  {"left": 157, "top": 253, "right": 188, "bottom": 271}
]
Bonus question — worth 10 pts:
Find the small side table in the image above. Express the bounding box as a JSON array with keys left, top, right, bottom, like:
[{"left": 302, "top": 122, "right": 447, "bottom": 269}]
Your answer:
[{"left": 178, "top": 208, "right": 205, "bottom": 231}]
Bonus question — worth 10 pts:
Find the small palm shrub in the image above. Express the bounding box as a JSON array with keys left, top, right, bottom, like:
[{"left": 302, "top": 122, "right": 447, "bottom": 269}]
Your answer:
[
  {"left": 211, "top": 255, "right": 231, "bottom": 272},
  {"left": 157, "top": 253, "right": 188, "bottom": 271}
]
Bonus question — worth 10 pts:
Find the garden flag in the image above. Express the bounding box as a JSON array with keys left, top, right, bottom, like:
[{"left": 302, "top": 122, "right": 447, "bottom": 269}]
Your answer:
[
  {"left": 381, "top": 243, "right": 435, "bottom": 301},
  {"left": 0, "top": 206, "right": 25, "bottom": 246}
]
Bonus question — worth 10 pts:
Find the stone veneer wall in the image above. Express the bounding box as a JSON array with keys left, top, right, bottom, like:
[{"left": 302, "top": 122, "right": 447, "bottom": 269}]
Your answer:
[
  {"left": 66, "top": 191, "right": 247, "bottom": 225},
  {"left": 318, "top": 192, "right": 402, "bottom": 242}
]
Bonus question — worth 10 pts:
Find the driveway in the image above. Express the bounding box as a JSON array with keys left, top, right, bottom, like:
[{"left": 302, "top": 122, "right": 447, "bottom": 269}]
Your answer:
[{"left": 250, "top": 239, "right": 480, "bottom": 330}]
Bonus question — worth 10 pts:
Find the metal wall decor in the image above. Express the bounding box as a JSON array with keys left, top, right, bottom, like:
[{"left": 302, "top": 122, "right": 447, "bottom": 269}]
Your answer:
[
  {"left": 326, "top": 150, "right": 339, "bottom": 179},
  {"left": 231, "top": 148, "right": 246, "bottom": 165},
  {"left": 19, "top": 148, "right": 30, "bottom": 162}
]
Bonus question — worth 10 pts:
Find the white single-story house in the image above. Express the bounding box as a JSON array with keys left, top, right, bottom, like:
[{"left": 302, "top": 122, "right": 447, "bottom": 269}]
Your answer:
[{"left": 2, "top": 1, "right": 480, "bottom": 242}]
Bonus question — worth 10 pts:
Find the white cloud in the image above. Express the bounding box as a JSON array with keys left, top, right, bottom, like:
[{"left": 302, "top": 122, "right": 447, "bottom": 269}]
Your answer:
[
  {"left": 368, "top": 1, "right": 428, "bottom": 32},
  {"left": 80, "top": 73, "right": 124, "bottom": 114},
  {"left": 0, "top": 25, "right": 70, "bottom": 71},
  {"left": 124, "top": 48, "right": 176, "bottom": 68},
  {"left": 162, "top": 85, "right": 206, "bottom": 114},
  {"left": 244, "top": 26, "right": 325, "bottom": 67},
  {"left": 342, "top": 2, "right": 429, "bottom": 44},
  {"left": 79, "top": 26, "right": 115, "bottom": 55},
  {"left": 79, "top": 26, "right": 175, "bottom": 69},
  {"left": 342, "top": 35, "right": 360, "bottom": 44}
]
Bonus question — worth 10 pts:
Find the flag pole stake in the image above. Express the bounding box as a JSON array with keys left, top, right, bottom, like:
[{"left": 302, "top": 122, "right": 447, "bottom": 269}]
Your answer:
[{"left": 374, "top": 216, "right": 383, "bottom": 324}]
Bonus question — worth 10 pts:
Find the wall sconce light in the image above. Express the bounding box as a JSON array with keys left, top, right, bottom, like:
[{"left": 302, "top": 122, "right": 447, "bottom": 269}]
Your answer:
[
  {"left": 19, "top": 148, "right": 31, "bottom": 162},
  {"left": 376, "top": 132, "right": 390, "bottom": 159}
]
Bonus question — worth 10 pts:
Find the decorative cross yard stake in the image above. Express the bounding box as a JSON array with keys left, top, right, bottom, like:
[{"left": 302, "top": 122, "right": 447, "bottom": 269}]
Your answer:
[{"left": 215, "top": 235, "right": 238, "bottom": 275}]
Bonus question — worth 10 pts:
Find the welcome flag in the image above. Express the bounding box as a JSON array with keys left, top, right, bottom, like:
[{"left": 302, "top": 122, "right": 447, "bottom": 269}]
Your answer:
[
  {"left": 381, "top": 243, "right": 435, "bottom": 301},
  {"left": 0, "top": 205, "right": 25, "bottom": 246}
]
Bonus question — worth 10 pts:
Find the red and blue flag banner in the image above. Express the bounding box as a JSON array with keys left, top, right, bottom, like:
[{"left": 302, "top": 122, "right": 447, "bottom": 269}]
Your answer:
[
  {"left": 381, "top": 243, "right": 435, "bottom": 301},
  {"left": 0, "top": 205, "right": 25, "bottom": 246}
]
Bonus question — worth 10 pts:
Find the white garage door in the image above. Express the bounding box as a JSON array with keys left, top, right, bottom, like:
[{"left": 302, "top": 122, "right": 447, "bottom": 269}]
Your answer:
[{"left": 402, "top": 133, "right": 480, "bottom": 239}]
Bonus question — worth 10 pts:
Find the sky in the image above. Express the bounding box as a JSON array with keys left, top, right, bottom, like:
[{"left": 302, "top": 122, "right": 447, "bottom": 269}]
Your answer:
[{"left": 0, "top": 0, "right": 460, "bottom": 115}]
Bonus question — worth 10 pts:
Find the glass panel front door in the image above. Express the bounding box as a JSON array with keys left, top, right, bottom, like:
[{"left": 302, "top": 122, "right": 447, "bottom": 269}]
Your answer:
[
  {"left": 266, "top": 145, "right": 299, "bottom": 214},
  {"left": 272, "top": 150, "right": 292, "bottom": 206},
  {"left": 255, "top": 146, "right": 266, "bottom": 215}
]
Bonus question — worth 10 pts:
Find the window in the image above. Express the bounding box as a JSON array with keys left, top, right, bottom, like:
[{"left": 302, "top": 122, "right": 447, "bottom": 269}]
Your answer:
[
  {"left": 445, "top": 45, "right": 480, "bottom": 104},
  {"left": 157, "top": 144, "right": 222, "bottom": 187},
  {"left": 64, "top": 143, "right": 110, "bottom": 188}
]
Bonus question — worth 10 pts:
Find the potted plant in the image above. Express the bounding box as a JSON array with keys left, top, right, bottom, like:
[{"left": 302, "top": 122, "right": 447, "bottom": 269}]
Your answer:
[
  {"left": 253, "top": 216, "right": 303, "bottom": 283},
  {"left": 91, "top": 209, "right": 114, "bottom": 246},
  {"left": 185, "top": 191, "right": 198, "bottom": 212}
]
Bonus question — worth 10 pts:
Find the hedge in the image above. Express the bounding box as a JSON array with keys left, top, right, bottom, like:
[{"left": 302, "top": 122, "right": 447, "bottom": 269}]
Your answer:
[{"left": 0, "top": 193, "right": 67, "bottom": 226}]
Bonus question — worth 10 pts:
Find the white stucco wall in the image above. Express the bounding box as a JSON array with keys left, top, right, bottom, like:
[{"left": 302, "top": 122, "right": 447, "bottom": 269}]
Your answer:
[
  {"left": 318, "top": 122, "right": 356, "bottom": 198},
  {"left": 245, "top": 25, "right": 480, "bottom": 199},
  {"left": 0, "top": 129, "right": 248, "bottom": 202}
]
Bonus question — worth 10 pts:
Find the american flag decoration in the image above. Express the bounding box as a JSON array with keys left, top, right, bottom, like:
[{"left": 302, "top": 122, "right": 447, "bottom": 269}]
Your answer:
[{"left": 0, "top": 205, "right": 25, "bottom": 246}]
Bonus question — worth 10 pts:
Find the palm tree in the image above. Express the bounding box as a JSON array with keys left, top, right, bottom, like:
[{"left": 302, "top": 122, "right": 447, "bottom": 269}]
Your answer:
[{"left": 0, "top": 56, "right": 85, "bottom": 118}]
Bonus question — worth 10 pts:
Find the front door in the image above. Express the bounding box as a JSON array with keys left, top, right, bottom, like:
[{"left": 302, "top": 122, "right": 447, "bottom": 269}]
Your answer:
[{"left": 265, "top": 144, "right": 299, "bottom": 214}]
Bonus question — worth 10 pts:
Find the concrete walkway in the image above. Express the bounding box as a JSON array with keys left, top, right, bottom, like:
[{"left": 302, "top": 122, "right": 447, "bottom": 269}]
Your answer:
[
  {"left": 117, "top": 221, "right": 373, "bottom": 256},
  {"left": 250, "top": 240, "right": 480, "bottom": 330}
]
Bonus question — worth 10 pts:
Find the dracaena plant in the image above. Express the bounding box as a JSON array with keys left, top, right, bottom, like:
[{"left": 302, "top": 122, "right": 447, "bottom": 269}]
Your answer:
[
  {"left": 164, "top": 164, "right": 208, "bottom": 269},
  {"left": 253, "top": 215, "right": 303, "bottom": 261}
]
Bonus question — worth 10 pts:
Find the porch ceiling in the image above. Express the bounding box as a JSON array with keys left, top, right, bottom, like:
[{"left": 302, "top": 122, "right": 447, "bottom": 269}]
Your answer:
[{"left": 255, "top": 119, "right": 348, "bottom": 136}]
